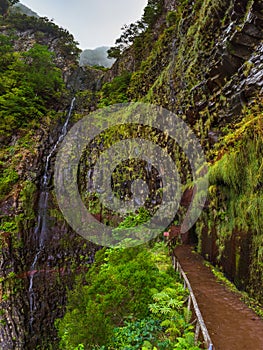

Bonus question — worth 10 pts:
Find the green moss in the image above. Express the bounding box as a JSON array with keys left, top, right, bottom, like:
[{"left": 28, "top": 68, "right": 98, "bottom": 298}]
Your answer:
[
  {"left": 209, "top": 114, "right": 263, "bottom": 237},
  {"left": 0, "top": 219, "right": 17, "bottom": 233},
  {"left": 198, "top": 105, "right": 263, "bottom": 302},
  {"left": 166, "top": 11, "right": 178, "bottom": 27},
  {"left": 0, "top": 167, "right": 19, "bottom": 200},
  {"left": 128, "top": 24, "right": 176, "bottom": 101},
  {"left": 20, "top": 180, "right": 37, "bottom": 220},
  {"left": 97, "top": 72, "right": 132, "bottom": 107}
]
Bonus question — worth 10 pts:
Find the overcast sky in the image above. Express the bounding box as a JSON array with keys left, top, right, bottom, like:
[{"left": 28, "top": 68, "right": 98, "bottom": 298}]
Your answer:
[{"left": 21, "top": 0, "right": 148, "bottom": 49}]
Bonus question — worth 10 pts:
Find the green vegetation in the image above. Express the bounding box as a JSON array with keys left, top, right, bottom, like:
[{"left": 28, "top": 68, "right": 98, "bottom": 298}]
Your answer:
[
  {"left": 97, "top": 72, "right": 131, "bottom": 107},
  {"left": 0, "top": 167, "right": 18, "bottom": 200},
  {"left": 0, "top": 32, "right": 65, "bottom": 204},
  {"left": 56, "top": 243, "right": 201, "bottom": 350},
  {"left": 0, "top": 0, "right": 262, "bottom": 347},
  {"left": 0, "top": 12, "right": 83, "bottom": 346},
  {"left": 108, "top": 0, "right": 164, "bottom": 59},
  {"left": 0, "top": 34, "right": 64, "bottom": 137},
  {"left": 0, "top": 0, "right": 19, "bottom": 16},
  {"left": 3, "top": 11, "right": 80, "bottom": 59},
  {"left": 196, "top": 105, "right": 263, "bottom": 302},
  {"left": 100, "top": 0, "right": 263, "bottom": 307},
  {"left": 111, "top": 208, "right": 152, "bottom": 246},
  {"left": 0, "top": 8, "right": 80, "bottom": 203},
  {"left": 209, "top": 110, "right": 263, "bottom": 239}
]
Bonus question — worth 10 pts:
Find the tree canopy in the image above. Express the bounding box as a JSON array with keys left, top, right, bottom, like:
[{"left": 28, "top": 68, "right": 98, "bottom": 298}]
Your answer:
[
  {"left": 0, "top": 34, "right": 64, "bottom": 137},
  {"left": 108, "top": 0, "right": 164, "bottom": 58}
]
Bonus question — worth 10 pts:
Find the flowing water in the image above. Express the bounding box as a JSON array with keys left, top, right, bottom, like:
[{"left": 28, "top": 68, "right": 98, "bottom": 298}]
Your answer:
[{"left": 28, "top": 97, "right": 76, "bottom": 330}]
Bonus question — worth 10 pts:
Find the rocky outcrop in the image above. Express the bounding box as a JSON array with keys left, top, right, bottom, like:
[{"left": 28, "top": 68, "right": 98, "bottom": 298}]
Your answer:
[{"left": 66, "top": 66, "right": 104, "bottom": 92}]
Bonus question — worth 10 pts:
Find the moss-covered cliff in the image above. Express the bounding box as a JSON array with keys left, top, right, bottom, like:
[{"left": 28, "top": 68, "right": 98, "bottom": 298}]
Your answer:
[
  {"left": 0, "top": 0, "right": 262, "bottom": 348},
  {"left": 98, "top": 0, "right": 263, "bottom": 303},
  {"left": 0, "top": 10, "right": 100, "bottom": 349}
]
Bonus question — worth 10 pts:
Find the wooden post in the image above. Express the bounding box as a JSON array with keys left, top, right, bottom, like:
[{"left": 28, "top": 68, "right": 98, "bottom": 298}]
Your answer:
[
  {"left": 186, "top": 296, "right": 192, "bottom": 322},
  {"left": 195, "top": 321, "right": 200, "bottom": 344},
  {"left": 187, "top": 295, "right": 191, "bottom": 311}
]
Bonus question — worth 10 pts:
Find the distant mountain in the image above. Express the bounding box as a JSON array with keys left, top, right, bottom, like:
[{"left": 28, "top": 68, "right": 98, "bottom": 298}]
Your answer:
[
  {"left": 79, "top": 46, "right": 115, "bottom": 68},
  {"left": 12, "top": 3, "right": 39, "bottom": 17}
]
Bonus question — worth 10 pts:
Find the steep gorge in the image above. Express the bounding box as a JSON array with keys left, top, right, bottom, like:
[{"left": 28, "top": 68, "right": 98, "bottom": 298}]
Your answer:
[{"left": 0, "top": 0, "right": 262, "bottom": 348}]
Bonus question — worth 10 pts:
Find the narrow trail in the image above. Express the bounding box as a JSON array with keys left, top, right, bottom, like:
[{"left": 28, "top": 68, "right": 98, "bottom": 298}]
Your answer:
[{"left": 174, "top": 245, "right": 263, "bottom": 350}]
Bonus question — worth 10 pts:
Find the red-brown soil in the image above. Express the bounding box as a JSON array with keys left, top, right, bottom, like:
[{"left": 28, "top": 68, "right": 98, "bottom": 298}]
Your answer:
[{"left": 174, "top": 245, "right": 263, "bottom": 350}]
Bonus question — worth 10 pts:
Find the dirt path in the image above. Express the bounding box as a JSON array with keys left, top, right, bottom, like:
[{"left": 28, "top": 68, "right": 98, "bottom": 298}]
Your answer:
[{"left": 174, "top": 245, "right": 263, "bottom": 350}]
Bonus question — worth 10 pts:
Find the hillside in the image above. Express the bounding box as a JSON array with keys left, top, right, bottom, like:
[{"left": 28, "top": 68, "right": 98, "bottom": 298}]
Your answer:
[
  {"left": 0, "top": 0, "right": 262, "bottom": 349},
  {"left": 12, "top": 3, "right": 39, "bottom": 17},
  {"left": 79, "top": 46, "right": 115, "bottom": 68}
]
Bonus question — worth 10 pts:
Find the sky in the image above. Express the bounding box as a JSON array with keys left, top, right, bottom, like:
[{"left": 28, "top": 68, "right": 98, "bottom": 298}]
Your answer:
[{"left": 21, "top": 0, "right": 148, "bottom": 50}]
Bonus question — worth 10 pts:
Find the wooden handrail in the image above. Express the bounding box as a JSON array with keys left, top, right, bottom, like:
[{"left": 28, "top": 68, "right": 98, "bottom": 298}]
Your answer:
[{"left": 172, "top": 254, "right": 214, "bottom": 350}]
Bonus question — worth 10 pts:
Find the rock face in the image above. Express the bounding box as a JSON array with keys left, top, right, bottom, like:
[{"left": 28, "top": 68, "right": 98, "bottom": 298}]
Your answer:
[
  {"left": 0, "top": 14, "right": 100, "bottom": 350},
  {"left": 0, "top": 99, "right": 100, "bottom": 348},
  {"left": 0, "top": 95, "right": 99, "bottom": 349},
  {"left": 67, "top": 66, "right": 104, "bottom": 92},
  {"left": 102, "top": 0, "right": 263, "bottom": 301}
]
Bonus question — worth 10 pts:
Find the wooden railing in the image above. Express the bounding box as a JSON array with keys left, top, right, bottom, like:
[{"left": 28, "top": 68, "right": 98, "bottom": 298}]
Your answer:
[{"left": 171, "top": 254, "right": 214, "bottom": 350}]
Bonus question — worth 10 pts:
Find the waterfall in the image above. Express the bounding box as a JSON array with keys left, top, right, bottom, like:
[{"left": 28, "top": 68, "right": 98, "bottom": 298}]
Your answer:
[
  {"left": 43, "top": 97, "right": 76, "bottom": 187},
  {"left": 28, "top": 97, "right": 76, "bottom": 331}
]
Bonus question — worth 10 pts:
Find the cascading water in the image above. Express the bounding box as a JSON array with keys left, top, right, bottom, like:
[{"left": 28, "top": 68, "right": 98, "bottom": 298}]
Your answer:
[{"left": 28, "top": 97, "right": 76, "bottom": 330}]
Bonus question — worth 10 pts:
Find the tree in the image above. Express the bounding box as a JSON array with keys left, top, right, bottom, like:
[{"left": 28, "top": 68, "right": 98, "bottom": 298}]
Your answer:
[
  {"left": 8, "top": 0, "right": 19, "bottom": 5},
  {"left": 0, "top": 0, "right": 19, "bottom": 16},
  {"left": 142, "top": 0, "right": 164, "bottom": 28},
  {"left": 107, "top": 46, "right": 122, "bottom": 59},
  {"left": 107, "top": 0, "right": 164, "bottom": 59},
  {"left": 22, "top": 44, "right": 64, "bottom": 100},
  {"left": 0, "top": 38, "right": 65, "bottom": 136},
  {"left": 0, "top": 0, "right": 9, "bottom": 16},
  {"left": 107, "top": 21, "right": 145, "bottom": 58}
]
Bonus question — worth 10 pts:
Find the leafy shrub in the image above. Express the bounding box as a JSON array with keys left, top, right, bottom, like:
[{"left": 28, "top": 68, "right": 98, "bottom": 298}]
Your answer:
[
  {"left": 112, "top": 208, "right": 151, "bottom": 245},
  {"left": 111, "top": 318, "right": 165, "bottom": 350},
  {"left": 57, "top": 243, "right": 202, "bottom": 350},
  {"left": 149, "top": 287, "right": 192, "bottom": 341},
  {"left": 97, "top": 72, "right": 131, "bottom": 107},
  {"left": 56, "top": 244, "right": 176, "bottom": 349}
]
